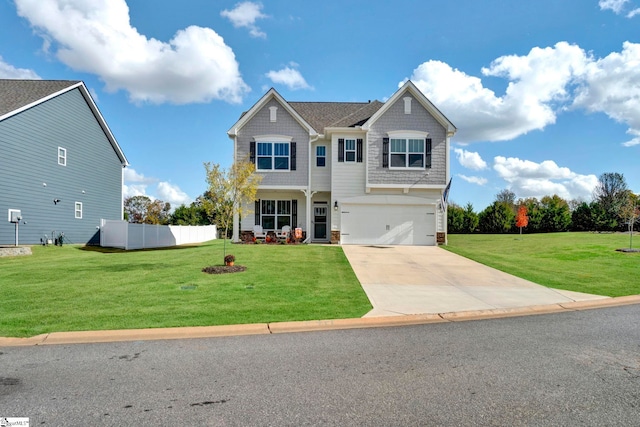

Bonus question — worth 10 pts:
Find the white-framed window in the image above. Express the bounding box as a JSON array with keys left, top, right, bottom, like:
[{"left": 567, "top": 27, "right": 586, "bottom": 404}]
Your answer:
[
  {"left": 58, "top": 147, "right": 67, "bottom": 166},
  {"left": 390, "top": 138, "right": 425, "bottom": 168},
  {"left": 257, "top": 142, "right": 290, "bottom": 171},
  {"left": 316, "top": 145, "right": 326, "bottom": 167},
  {"left": 345, "top": 139, "right": 356, "bottom": 162},
  {"left": 261, "top": 199, "right": 291, "bottom": 230},
  {"left": 75, "top": 202, "right": 83, "bottom": 219}
]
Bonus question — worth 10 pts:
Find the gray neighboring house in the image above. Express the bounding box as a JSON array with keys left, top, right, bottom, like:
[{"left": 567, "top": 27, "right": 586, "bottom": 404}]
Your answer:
[
  {"left": 228, "top": 80, "right": 456, "bottom": 246},
  {"left": 0, "top": 79, "right": 128, "bottom": 246}
]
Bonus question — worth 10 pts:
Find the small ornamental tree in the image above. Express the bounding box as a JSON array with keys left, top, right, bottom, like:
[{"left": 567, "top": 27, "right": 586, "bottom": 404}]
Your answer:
[
  {"left": 203, "top": 160, "right": 262, "bottom": 262},
  {"left": 516, "top": 205, "right": 529, "bottom": 237},
  {"left": 619, "top": 195, "right": 639, "bottom": 249}
]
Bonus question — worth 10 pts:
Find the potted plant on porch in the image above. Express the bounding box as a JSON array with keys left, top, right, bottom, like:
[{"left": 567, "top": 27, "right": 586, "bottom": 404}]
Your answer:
[{"left": 224, "top": 254, "right": 235, "bottom": 266}]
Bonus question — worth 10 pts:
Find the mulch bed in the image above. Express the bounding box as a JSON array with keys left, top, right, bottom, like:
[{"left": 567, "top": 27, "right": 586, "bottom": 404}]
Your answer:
[{"left": 202, "top": 265, "right": 247, "bottom": 274}]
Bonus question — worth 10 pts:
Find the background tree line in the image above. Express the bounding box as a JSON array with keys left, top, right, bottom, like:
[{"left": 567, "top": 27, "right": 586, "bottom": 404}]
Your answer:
[{"left": 448, "top": 173, "right": 640, "bottom": 234}]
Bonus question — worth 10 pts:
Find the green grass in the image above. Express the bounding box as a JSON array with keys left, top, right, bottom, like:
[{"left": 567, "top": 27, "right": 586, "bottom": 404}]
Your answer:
[
  {"left": 0, "top": 241, "right": 372, "bottom": 337},
  {"left": 443, "top": 232, "right": 640, "bottom": 298}
]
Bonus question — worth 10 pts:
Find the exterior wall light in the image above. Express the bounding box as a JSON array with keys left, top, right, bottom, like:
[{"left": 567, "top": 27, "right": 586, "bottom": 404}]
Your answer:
[{"left": 334, "top": 201, "right": 338, "bottom": 211}]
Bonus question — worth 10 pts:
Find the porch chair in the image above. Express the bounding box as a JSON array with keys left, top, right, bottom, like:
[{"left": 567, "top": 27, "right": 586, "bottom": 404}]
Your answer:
[
  {"left": 253, "top": 225, "right": 267, "bottom": 242},
  {"left": 277, "top": 225, "right": 291, "bottom": 242}
]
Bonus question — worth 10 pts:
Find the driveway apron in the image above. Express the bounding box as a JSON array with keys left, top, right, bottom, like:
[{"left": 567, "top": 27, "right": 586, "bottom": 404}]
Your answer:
[{"left": 341, "top": 245, "right": 608, "bottom": 317}]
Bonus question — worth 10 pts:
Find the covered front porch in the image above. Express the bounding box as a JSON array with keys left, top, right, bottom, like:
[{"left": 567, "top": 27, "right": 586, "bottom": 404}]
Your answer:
[{"left": 233, "top": 188, "right": 333, "bottom": 244}]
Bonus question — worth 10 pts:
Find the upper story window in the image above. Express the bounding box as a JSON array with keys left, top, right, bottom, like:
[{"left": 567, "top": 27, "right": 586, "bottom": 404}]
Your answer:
[
  {"left": 257, "top": 142, "right": 289, "bottom": 170},
  {"left": 345, "top": 139, "right": 356, "bottom": 162},
  {"left": 316, "top": 146, "right": 326, "bottom": 167},
  {"left": 251, "top": 135, "right": 296, "bottom": 172},
  {"left": 58, "top": 147, "right": 67, "bottom": 166},
  {"left": 391, "top": 138, "right": 425, "bottom": 168},
  {"left": 383, "top": 131, "right": 431, "bottom": 169},
  {"left": 337, "top": 138, "right": 363, "bottom": 163},
  {"left": 75, "top": 202, "right": 83, "bottom": 219}
]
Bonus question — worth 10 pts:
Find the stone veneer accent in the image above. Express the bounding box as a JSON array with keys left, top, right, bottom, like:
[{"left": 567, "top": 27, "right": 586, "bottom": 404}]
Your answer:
[{"left": 331, "top": 230, "right": 340, "bottom": 244}]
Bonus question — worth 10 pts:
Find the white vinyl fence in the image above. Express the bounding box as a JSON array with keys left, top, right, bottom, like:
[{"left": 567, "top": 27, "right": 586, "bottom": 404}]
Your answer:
[{"left": 100, "top": 220, "right": 216, "bottom": 250}]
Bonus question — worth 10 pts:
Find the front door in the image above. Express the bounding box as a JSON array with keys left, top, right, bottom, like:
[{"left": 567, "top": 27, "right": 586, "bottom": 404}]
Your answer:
[{"left": 313, "top": 205, "right": 327, "bottom": 240}]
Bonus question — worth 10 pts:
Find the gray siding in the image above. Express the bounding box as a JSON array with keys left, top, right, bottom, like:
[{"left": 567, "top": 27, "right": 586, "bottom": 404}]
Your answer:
[
  {"left": 0, "top": 88, "right": 123, "bottom": 245},
  {"left": 237, "top": 99, "right": 309, "bottom": 186},
  {"left": 368, "top": 95, "right": 447, "bottom": 185}
]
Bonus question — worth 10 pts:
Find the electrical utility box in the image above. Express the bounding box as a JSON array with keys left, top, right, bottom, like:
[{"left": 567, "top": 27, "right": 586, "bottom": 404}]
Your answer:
[{"left": 8, "top": 209, "right": 21, "bottom": 223}]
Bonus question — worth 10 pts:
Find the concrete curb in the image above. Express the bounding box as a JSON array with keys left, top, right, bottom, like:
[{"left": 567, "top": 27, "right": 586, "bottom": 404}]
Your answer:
[{"left": 1, "top": 295, "right": 639, "bottom": 347}]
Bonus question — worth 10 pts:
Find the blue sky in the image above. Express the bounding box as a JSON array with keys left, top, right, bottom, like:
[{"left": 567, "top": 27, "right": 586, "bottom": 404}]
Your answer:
[{"left": 1, "top": 0, "right": 638, "bottom": 211}]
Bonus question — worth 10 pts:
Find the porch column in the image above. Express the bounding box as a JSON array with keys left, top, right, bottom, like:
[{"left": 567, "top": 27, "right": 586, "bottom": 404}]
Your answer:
[
  {"left": 302, "top": 189, "right": 311, "bottom": 243},
  {"left": 232, "top": 211, "right": 239, "bottom": 242}
]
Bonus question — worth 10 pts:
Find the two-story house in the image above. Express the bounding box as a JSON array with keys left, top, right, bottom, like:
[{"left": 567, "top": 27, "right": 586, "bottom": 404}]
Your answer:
[
  {"left": 0, "top": 79, "right": 128, "bottom": 245},
  {"left": 227, "top": 80, "right": 456, "bottom": 246}
]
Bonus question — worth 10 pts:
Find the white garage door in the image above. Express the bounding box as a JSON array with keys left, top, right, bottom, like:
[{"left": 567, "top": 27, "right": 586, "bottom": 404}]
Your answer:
[{"left": 341, "top": 203, "right": 436, "bottom": 245}]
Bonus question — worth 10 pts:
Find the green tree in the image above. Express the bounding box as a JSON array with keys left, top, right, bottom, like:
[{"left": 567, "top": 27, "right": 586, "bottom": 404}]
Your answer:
[
  {"left": 124, "top": 195, "right": 150, "bottom": 223},
  {"left": 495, "top": 189, "right": 517, "bottom": 211},
  {"left": 203, "top": 160, "right": 262, "bottom": 260},
  {"left": 478, "top": 202, "right": 515, "bottom": 233},
  {"left": 571, "top": 202, "right": 595, "bottom": 231},
  {"left": 539, "top": 195, "right": 571, "bottom": 232},
  {"left": 146, "top": 199, "right": 171, "bottom": 225},
  {"left": 593, "top": 172, "right": 628, "bottom": 231},
  {"left": 447, "top": 203, "right": 465, "bottom": 233},
  {"left": 520, "top": 198, "right": 542, "bottom": 232},
  {"left": 170, "top": 202, "right": 210, "bottom": 226},
  {"left": 462, "top": 203, "right": 479, "bottom": 233}
]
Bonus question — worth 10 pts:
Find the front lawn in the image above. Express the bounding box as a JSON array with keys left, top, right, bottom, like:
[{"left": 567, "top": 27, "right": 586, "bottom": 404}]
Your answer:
[
  {"left": 444, "top": 232, "right": 640, "bottom": 297},
  {"left": 0, "top": 241, "right": 372, "bottom": 337}
]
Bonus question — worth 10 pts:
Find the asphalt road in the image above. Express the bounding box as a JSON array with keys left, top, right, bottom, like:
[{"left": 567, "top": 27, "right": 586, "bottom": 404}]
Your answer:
[{"left": 1, "top": 305, "right": 639, "bottom": 426}]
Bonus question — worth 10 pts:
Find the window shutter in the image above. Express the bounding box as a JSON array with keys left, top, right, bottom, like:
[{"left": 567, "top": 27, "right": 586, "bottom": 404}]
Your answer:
[
  {"left": 250, "top": 141, "right": 256, "bottom": 164},
  {"left": 290, "top": 142, "right": 296, "bottom": 171},
  {"left": 382, "top": 137, "right": 389, "bottom": 168},
  {"left": 292, "top": 199, "right": 298, "bottom": 228},
  {"left": 255, "top": 200, "right": 260, "bottom": 225},
  {"left": 356, "top": 138, "right": 363, "bottom": 163},
  {"left": 338, "top": 138, "right": 344, "bottom": 162},
  {"left": 425, "top": 138, "right": 432, "bottom": 168}
]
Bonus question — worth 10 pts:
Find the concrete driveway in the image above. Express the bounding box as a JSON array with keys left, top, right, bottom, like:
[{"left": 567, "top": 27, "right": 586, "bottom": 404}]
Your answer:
[{"left": 342, "top": 245, "right": 609, "bottom": 317}]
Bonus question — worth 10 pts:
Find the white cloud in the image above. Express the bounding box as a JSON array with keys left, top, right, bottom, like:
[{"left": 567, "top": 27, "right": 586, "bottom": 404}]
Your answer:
[
  {"left": 156, "top": 182, "right": 192, "bottom": 207},
  {"left": 124, "top": 168, "right": 156, "bottom": 184},
  {"left": 599, "top": 0, "right": 630, "bottom": 14},
  {"left": 628, "top": 8, "right": 640, "bottom": 17},
  {"left": 122, "top": 183, "right": 148, "bottom": 199},
  {"left": 458, "top": 175, "right": 488, "bottom": 186},
  {"left": 221, "top": 1, "right": 268, "bottom": 38},
  {"left": 0, "top": 56, "right": 40, "bottom": 79},
  {"left": 572, "top": 41, "right": 640, "bottom": 147},
  {"left": 266, "top": 65, "right": 312, "bottom": 90},
  {"left": 493, "top": 156, "right": 598, "bottom": 201},
  {"left": 123, "top": 168, "right": 191, "bottom": 207},
  {"left": 15, "top": 0, "right": 250, "bottom": 104},
  {"left": 407, "top": 42, "right": 588, "bottom": 142},
  {"left": 407, "top": 41, "right": 640, "bottom": 148},
  {"left": 454, "top": 148, "right": 488, "bottom": 170}
]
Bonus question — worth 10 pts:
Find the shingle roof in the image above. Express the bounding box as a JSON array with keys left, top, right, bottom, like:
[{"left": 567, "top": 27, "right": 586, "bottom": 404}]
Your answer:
[
  {"left": 288, "top": 100, "right": 384, "bottom": 133},
  {"left": 0, "top": 79, "right": 80, "bottom": 118}
]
